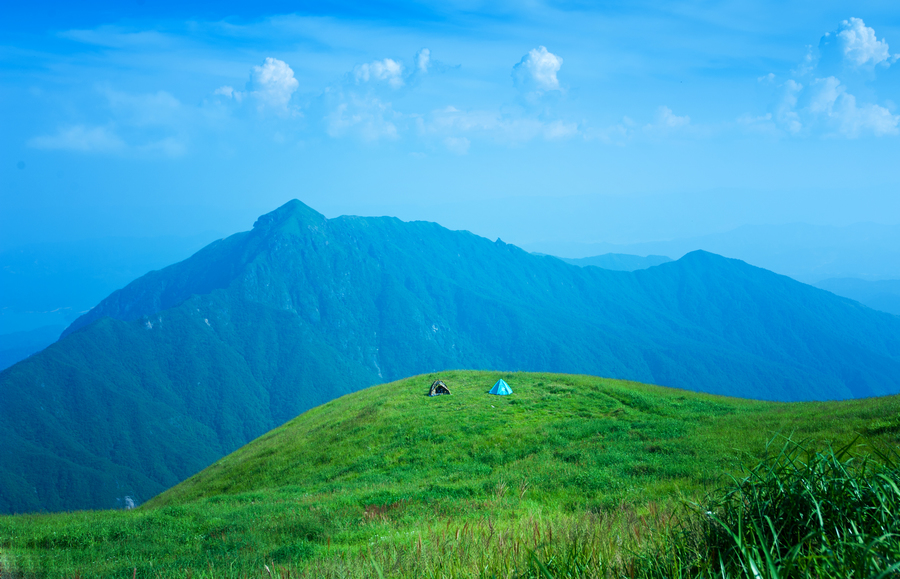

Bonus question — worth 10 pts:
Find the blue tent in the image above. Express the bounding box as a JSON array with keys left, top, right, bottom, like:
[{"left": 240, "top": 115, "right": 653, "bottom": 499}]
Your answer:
[{"left": 488, "top": 379, "right": 512, "bottom": 395}]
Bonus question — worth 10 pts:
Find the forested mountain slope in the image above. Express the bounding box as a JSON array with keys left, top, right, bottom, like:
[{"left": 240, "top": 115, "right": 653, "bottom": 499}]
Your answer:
[{"left": 3, "top": 200, "right": 900, "bottom": 513}]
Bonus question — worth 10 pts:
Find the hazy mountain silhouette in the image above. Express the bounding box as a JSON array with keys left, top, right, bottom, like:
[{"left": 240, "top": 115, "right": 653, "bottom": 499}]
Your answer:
[
  {"left": 815, "top": 278, "right": 900, "bottom": 317},
  {"left": 526, "top": 222, "right": 900, "bottom": 283}
]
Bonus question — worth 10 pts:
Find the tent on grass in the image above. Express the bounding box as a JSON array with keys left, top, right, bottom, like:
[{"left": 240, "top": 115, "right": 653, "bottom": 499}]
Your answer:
[
  {"left": 488, "top": 379, "right": 512, "bottom": 395},
  {"left": 428, "top": 380, "right": 451, "bottom": 396}
]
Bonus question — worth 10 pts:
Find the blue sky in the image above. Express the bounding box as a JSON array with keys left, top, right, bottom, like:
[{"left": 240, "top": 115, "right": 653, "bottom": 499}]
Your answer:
[{"left": 3, "top": 0, "right": 900, "bottom": 249}]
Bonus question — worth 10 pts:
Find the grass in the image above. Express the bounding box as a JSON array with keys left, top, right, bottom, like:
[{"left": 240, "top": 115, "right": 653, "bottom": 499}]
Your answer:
[{"left": 1, "top": 371, "right": 899, "bottom": 578}]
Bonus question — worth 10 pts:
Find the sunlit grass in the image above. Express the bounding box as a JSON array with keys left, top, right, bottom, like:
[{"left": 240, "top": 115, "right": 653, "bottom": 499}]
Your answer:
[{"left": 1, "top": 371, "right": 898, "bottom": 578}]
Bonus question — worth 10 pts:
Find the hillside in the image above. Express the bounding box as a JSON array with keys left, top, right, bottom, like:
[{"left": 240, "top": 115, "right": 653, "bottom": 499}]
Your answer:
[
  {"left": 154, "top": 370, "right": 900, "bottom": 508},
  {"left": 4, "top": 200, "right": 900, "bottom": 513},
  {"left": 2, "top": 371, "right": 898, "bottom": 578}
]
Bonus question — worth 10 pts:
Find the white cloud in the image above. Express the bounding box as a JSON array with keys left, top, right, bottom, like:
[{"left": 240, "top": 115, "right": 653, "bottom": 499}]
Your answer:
[
  {"left": 512, "top": 46, "right": 563, "bottom": 93},
  {"left": 416, "top": 49, "right": 431, "bottom": 74},
  {"left": 543, "top": 120, "right": 579, "bottom": 139},
  {"left": 214, "top": 57, "right": 299, "bottom": 113},
  {"left": 355, "top": 58, "right": 404, "bottom": 89},
  {"left": 249, "top": 57, "right": 299, "bottom": 110},
  {"left": 736, "top": 112, "right": 779, "bottom": 136},
  {"left": 28, "top": 125, "right": 125, "bottom": 152},
  {"left": 776, "top": 80, "right": 804, "bottom": 135},
  {"left": 646, "top": 106, "right": 690, "bottom": 131},
  {"left": 808, "top": 76, "right": 899, "bottom": 137},
  {"left": 835, "top": 17, "right": 896, "bottom": 67},
  {"left": 214, "top": 86, "right": 235, "bottom": 99},
  {"left": 769, "top": 76, "right": 898, "bottom": 137},
  {"left": 325, "top": 94, "right": 399, "bottom": 141},
  {"left": 583, "top": 120, "right": 631, "bottom": 144},
  {"left": 444, "top": 136, "right": 470, "bottom": 155},
  {"left": 421, "top": 106, "right": 577, "bottom": 144},
  {"left": 757, "top": 20, "right": 899, "bottom": 139}
]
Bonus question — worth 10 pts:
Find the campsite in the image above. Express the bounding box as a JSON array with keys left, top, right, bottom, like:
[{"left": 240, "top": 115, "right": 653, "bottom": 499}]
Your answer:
[
  {"left": 3, "top": 2, "right": 900, "bottom": 577},
  {"left": 2, "top": 370, "right": 898, "bottom": 577}
]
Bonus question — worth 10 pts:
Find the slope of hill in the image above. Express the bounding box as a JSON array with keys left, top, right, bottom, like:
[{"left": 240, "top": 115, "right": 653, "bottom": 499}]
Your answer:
[
  {"left": 3, "top": 200, "right": 900, "bottom": 513},
  {"left": 815, "top": 277, "right": 900, "bottom": 316},
  {"left": 554, "top": 253, "right": 672, "bottom": 271},
  {"left": 2, "top": 371, "right": 898, "bottom": 578}
]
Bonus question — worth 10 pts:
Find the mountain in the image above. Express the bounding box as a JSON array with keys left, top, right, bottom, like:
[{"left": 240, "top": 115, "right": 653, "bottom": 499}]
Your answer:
[
  {"left": 3, "top": 199, "right": 900, "bottom": 513},
  {"left": 815, "top": 278, "right": 900, "bottom": 317},
  {"left": 2, "top": 371, "right": 899, "bottom": 578},
  {"left": 554, "top": 253, "right": 671, "bottom": 271},
  {"left": 525, "top": 222, "right": 900, "bottom": 283}
]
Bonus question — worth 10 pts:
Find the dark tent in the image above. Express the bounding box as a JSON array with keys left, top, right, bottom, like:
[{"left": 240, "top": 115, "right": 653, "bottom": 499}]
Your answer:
[{"left": 428, "top": 380, "right": 451, "bottom": 396}]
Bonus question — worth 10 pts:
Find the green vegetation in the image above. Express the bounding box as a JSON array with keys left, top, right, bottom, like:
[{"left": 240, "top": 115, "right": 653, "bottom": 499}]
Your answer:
[
  {"left": 1, "top": 371, "right": 898, "bottom": 577},
  {"left": 631, "top": 438, "right": 900, "bottom": 578},
  {"left": 5, "top": 200, "right": 900, "bottom": 513}
]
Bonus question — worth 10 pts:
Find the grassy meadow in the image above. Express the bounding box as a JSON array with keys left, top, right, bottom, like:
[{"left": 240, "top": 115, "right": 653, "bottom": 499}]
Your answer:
[{"left": 1, "top": 371, "right": 899, "bottom": 578}]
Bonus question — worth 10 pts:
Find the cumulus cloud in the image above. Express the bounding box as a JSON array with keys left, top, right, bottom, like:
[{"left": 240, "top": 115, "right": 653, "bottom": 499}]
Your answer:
[
  {"left": 28, "top": 125, "right": 125, "bottom": 152},
  {"left": 249, "top": 57, "right": 299, "bottom": 110},
  {"left": 831, "top": 17, "right": 897, "bottom": 67},
  {"left": 768, "top": 76, "right": 898, "bottom": 137},
  {"left": 747, "top": 19, "right": 899, "bottom": 139},
  {"left": 808, "top": 76, "right": 899, "bottom": 137},
  {"left": 355, "top": 58, "right": 404, "bottom": 88},
  {"left": 416, "top": 48, "right": 431, "bottom": 74},
  {"left": 512, "top": 46, "right": 563, "bottom": 93},
  {"left": 216, "top": 57, "right": 299, "bottom": 113}
]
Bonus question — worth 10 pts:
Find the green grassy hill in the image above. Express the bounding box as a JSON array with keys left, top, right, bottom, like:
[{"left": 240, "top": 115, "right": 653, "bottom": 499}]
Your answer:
[{"left": 2, "top": 371, "right": 897, "bottom": 578}]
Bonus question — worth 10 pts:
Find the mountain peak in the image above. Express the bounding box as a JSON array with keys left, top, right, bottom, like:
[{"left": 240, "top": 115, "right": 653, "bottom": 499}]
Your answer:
[{"left": 252, "top": 200, "right": 326, "bottom": 234}]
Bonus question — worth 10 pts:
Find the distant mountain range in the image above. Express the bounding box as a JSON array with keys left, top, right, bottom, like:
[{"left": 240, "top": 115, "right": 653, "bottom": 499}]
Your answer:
[
  {"left": 553, "top": 253, "right": 672, "bottom": 271},
  {"left": 548, "top": 252, "right": 900, "bottom": 318},
  {"left": 815, "top": 278, "right": 900, "bottom": 317},
  {"left": 3, "top": 200, "right": 900, "bottom": 514},
  {"left": 526, "top": 222, "right": 900, "bottom": 283}
]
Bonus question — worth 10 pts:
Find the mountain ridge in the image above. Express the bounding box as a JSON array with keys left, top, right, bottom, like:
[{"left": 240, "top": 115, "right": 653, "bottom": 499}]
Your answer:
[{"left": 4, "top": 199, "right": 900, "bottom": 512}]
